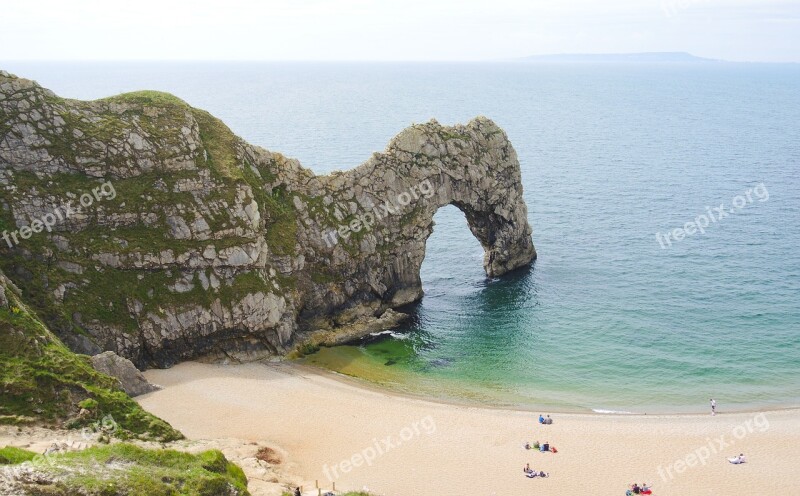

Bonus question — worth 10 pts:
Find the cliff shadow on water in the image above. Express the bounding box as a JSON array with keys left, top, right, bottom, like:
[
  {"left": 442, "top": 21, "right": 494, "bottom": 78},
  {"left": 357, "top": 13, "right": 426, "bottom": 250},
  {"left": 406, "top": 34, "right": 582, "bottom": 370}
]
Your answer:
[{"left": 302, "top": 202, "right": 539, "bottom": 379}]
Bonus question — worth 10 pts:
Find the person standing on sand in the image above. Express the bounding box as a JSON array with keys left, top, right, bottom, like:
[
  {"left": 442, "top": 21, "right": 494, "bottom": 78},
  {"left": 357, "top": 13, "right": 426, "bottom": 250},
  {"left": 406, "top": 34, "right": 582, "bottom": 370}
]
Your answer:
[{"left": 710, "top": 398, "right": 717, "bottom": 416}]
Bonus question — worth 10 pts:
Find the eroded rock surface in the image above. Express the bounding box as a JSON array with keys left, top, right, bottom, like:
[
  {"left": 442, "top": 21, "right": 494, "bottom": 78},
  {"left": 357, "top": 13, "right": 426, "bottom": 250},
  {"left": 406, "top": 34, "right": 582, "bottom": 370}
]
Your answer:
[
  {"left": 0, "top": 70, "right": 536, "bottom": 367},
  {"left": 90, "top": 351, "right": 160, "bottom": 397}
]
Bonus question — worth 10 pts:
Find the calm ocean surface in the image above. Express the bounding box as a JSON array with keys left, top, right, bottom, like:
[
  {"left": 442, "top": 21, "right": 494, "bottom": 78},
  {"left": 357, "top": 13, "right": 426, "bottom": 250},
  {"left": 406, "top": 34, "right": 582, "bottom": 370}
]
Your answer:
[{"left": 5, "top": 61, "right": 799, "bottom": 413}]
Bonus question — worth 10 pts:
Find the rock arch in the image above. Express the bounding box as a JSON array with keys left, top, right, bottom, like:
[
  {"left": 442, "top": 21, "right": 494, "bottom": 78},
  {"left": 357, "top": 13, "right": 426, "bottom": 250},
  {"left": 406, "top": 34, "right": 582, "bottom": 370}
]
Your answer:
[
  {"left": 297, "top": 117, "right": 536, "bottom": 328},
  {"left": 0, "top": 71, "right": 536, "bottom": 363}
]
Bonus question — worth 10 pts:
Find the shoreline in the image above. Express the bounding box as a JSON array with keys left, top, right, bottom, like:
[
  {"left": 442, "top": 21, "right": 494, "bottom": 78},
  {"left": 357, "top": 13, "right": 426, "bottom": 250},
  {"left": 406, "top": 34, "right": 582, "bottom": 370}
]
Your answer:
[
  {"left": 136, "top": 360, "right": 800, "bottom": 495},
  {"left": 289, "top": 360, "right": 800, "bottom": 418}
]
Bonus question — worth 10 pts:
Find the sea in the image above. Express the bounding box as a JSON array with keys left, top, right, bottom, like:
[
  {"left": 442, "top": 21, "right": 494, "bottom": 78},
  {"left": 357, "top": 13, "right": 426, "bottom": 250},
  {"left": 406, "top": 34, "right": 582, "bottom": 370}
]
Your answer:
[{"left": 4, "top": 61, "right": 799, "bottom": 414}]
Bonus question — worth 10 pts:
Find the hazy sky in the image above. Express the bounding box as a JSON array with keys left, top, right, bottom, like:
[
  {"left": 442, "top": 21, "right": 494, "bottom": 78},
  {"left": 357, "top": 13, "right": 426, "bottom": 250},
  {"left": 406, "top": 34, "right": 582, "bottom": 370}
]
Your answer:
[{"left": 1, "top": 0, "right": 798, "bottom": 62}]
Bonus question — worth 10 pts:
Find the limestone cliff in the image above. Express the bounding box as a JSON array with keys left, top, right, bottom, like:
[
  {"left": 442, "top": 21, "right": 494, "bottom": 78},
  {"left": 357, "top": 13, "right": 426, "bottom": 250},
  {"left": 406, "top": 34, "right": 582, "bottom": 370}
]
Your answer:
[{"left": 0, "top": 70, "right": 536, "bottom": 368}]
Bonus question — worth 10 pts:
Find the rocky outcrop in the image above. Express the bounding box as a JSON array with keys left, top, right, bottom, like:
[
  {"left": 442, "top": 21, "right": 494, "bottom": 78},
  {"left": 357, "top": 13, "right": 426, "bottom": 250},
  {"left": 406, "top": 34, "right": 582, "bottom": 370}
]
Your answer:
[
  {"left": 90, "top": 351, "right": 160, "bottom": 396},
  {"left": 0, "top": 70, "right": 536, "bottom": 368},
  {"left": 306, "top": 308, "right": 410, "bottom": 347},
  {"left": 0, "top": 270, "right": 19, "bottom": 309}
]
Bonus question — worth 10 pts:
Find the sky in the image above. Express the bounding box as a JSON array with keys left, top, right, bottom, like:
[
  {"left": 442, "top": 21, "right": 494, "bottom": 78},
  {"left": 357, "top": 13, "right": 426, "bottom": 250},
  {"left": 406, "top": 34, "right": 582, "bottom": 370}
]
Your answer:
[{"left": 1, "top": 0, "right": 798, "bottom": 62}]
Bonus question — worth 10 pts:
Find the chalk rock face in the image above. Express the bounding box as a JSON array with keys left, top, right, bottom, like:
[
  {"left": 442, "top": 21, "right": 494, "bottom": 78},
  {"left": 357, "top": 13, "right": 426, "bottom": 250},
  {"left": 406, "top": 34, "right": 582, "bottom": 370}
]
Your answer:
[
  {"left": 0, "top": 70, "right": 536, "bottom": 368},
  {"left": 90, "top": 351, "right": 160, "bottom": 397}
]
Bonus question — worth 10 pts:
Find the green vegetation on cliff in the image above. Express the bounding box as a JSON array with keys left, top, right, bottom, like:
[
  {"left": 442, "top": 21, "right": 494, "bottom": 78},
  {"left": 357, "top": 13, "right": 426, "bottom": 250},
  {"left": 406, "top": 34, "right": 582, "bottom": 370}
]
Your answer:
[
  {"left": 0, "top": 277, "right": 181, "bottom": 441},
  {"left": 241, "top": 160, "right": 298, "bottom": 256},
  {"left": 187, "top": 99, "right": 299, "bottom": 257},
  {"left": 1, "top": 443, "right": 249, "bottom": 496},
  {"left": 0, "top": 446, "right": 37, "bottom": 465}
]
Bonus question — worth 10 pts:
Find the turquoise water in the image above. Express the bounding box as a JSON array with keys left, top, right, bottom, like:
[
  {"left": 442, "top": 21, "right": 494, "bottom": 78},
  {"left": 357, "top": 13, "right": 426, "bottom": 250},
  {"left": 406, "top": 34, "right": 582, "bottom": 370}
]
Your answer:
[{"left": 5, "top": 62, "right": 799, "bottom": 413}]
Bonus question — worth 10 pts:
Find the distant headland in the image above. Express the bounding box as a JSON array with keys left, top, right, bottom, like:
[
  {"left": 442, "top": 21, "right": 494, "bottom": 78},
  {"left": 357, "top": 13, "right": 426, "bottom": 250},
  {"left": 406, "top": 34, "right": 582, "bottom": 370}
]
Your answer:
[{"left": 518, "top": 52, "right": 720, "bottom": 63}]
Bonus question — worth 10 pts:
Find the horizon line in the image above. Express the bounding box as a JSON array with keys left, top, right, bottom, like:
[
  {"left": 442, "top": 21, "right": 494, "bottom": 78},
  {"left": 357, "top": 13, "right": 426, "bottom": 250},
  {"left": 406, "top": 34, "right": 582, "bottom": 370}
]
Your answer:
[{"left": 1, "top": 54, "right": 799, "bottom": 64}]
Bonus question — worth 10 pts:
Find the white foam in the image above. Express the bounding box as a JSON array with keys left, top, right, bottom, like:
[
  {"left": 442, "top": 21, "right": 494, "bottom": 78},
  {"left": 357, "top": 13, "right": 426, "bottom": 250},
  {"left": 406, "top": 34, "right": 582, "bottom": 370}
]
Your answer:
[
  {"left": 368, "top": 330, "right": 410, "bottom": 340},
  {"left": 592, "top": 408, "right": 636, "bottom": 415},
  {"left": 369, "top": 330, "right": 393, "bottom": 336}
]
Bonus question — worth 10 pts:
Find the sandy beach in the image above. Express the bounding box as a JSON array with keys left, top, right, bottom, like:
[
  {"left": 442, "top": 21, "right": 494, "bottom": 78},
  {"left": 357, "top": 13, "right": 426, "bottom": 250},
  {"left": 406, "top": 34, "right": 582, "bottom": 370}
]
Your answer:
[{"left": 137, "top": 361, "right": 799, "bottom": 496}]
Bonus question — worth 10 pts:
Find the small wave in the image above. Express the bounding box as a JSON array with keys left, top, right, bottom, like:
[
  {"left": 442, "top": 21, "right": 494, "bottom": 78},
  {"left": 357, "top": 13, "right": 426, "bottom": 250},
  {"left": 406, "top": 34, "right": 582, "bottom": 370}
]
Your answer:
[
  {"left": 369, "top": 330, "right": 393, "bottom": 336},
  {"left": 368, "top": 330, "right": 410, "bottom": 340},
  {"left": 592, "top": 408, "right": 637, "bottom": 415}
]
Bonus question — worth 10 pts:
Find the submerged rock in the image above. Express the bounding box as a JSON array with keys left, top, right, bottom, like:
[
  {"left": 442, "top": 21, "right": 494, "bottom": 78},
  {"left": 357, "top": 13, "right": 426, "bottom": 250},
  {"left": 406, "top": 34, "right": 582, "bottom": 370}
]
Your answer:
[
  {"left": 0, "top": 71, "right": 536, "bottom": 368},
  {"left": 428, "top": 357, "right": 454, "bottom": 368}
]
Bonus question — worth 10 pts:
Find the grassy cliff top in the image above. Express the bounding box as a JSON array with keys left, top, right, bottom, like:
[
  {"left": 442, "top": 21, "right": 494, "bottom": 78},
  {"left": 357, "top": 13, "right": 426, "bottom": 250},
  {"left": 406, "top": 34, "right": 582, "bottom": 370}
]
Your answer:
[{"left": 0, "top": 274, "right": 182, "bottom": 442}]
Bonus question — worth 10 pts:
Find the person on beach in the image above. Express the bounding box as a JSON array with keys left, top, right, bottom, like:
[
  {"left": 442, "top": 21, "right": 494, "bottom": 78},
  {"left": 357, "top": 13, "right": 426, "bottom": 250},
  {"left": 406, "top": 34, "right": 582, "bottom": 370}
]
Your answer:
[
  {"left": 293, "top": 487, "right": 301, "bottom": 496},
  {"left": 525, "top": 469, "right": 548, "bottom": 479},
  {"left": 539, "top": 414, "right": 545, "bottom": 424},
  {"left": 524, "top": 463, "right": 531, "bottom": 473},
  {"left": 710, "top": 398, "right": 716, "bottom": 415},
  {"left": 545, "top": 414, "right": 552, "bottom": 424},
  {"left": 729, "top": 453, "right": 746, "bottom": 464}
]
